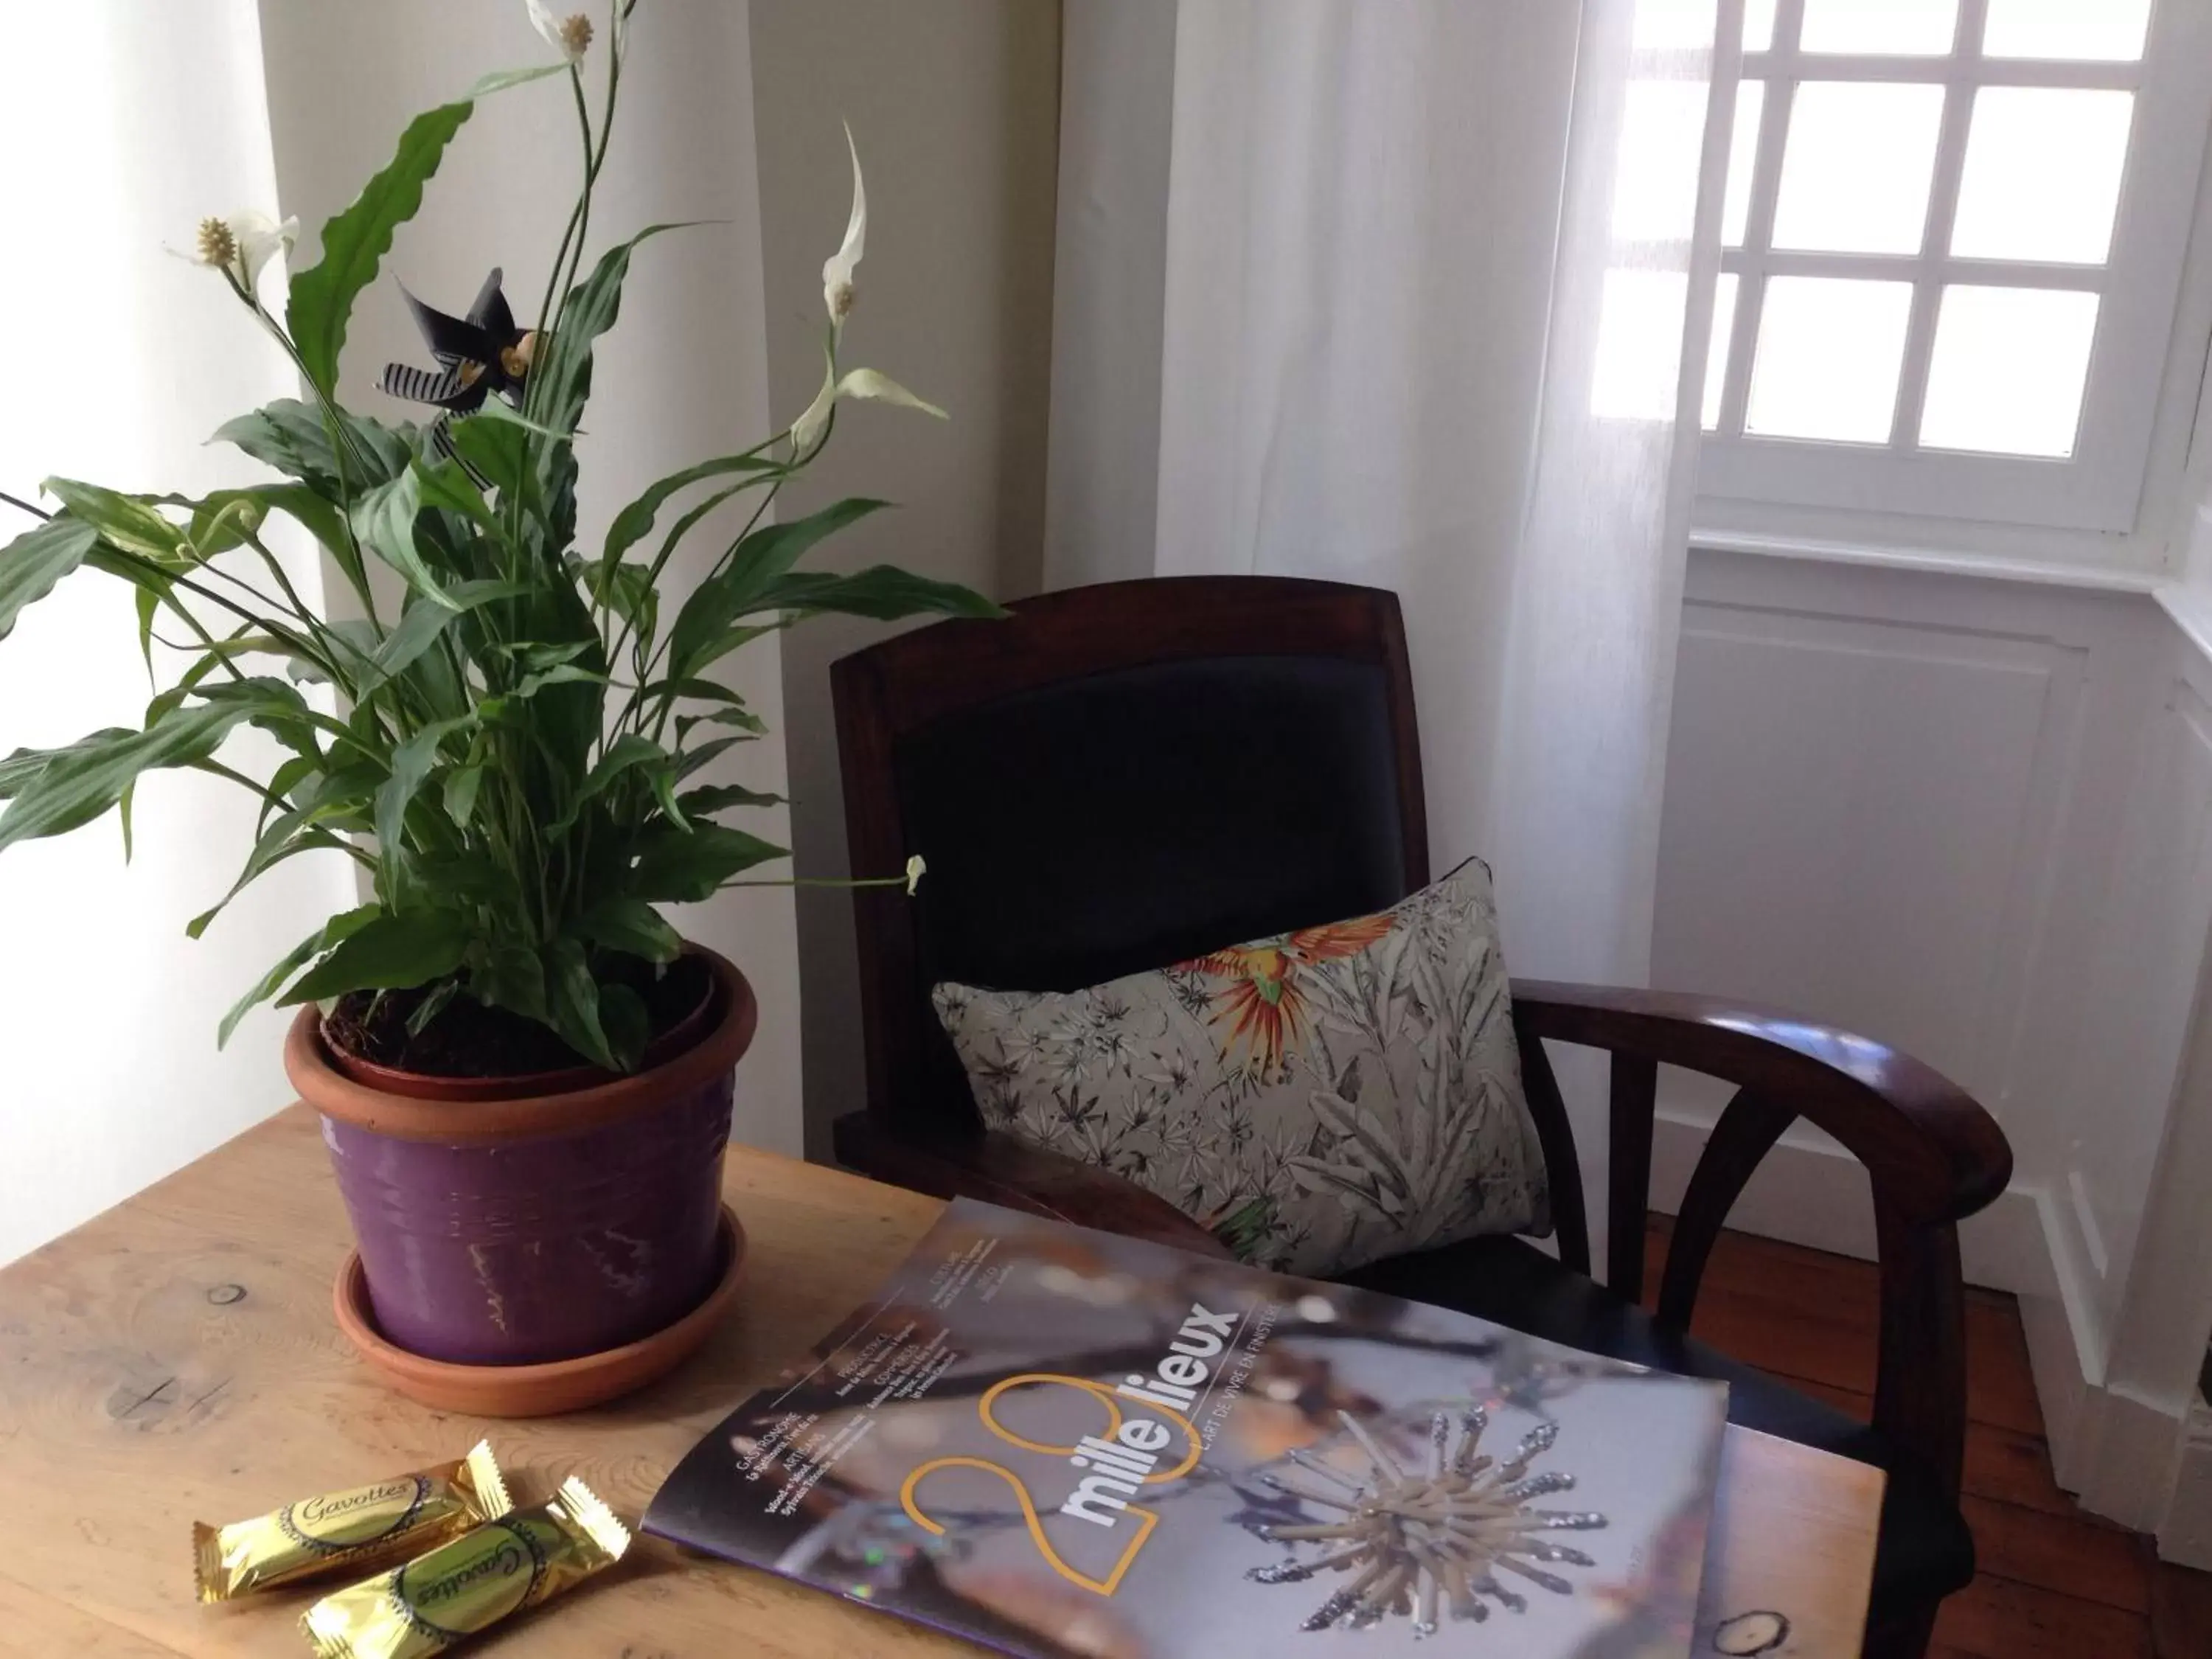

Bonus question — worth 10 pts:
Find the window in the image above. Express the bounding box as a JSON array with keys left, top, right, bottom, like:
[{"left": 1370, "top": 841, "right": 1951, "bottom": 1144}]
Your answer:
[{"left": 1697, "top": 0, "right": 2212, "bottom": 546}]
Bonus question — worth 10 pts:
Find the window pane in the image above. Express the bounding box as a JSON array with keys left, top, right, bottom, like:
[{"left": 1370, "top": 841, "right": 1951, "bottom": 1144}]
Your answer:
[
  {"left": 1592, "top": 269, "right": 1691, "bottom": 421},
  {"left": 1723, "top": 82, "right": 1763, "bottom": 246},
  {"left": 1951, "top": 88, "right": 2133, "bottom": 264},
  {"left": 1773, "top": 83, "right": 1945, "bottom": 254},
  {"left": 1744, "top": 0, "right": 1776, "bottom": 51},
  {"left": 1983, "top": 0, "right": 2152, "bottom": 62},
  {"left": 1746, "top": 276, "right": 1913, "bottom": 442},
  {"left": 1703, "top": 271, "right": 1740, "bottom": 430},
  {"left": 1919, "top": 286, "right": 2099, "bottom": 456},
  {"left": 1614, "top": 81, "right": 1711, "bottom": 240},
  {"left": 1801, "top": 0, "right": 1958, "bottom": 55}
]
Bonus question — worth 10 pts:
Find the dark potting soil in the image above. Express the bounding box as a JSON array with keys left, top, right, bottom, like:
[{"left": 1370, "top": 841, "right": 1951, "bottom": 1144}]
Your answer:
[{"left": 321, "top": 952, "right": 713, "bottom": 1079}]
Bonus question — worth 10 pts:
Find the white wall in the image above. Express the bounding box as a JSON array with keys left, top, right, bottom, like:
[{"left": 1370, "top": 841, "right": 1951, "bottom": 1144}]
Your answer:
[
  {"left": 1649, "top": 543, "right": 2212, "bottom": 1543},
  {"left": 747, "top": 0, "right": 1062, "bottom": 1157},
  {"left": 255, "top": 0, "right": 806, "bottom": 1157}
]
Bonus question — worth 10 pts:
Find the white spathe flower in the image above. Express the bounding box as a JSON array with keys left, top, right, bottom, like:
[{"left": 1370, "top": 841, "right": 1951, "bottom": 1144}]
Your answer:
[
  {"left": 788, "top": 366, "right": 946, "bottom": 459},
  {"left": 822, "top": 121, "right": 866, "bottom": 331},
  {"left": 905, "top": 854, "right": 926, "bottom": 896},
  {"left": 526, "top": 0, "right": 594, "bottom": 60},
  {"left": 184, "top": 210, "right": 298, "bottom": 293},
  {"left": 229, "top": 211, "right": 298, "bottom": 288}
]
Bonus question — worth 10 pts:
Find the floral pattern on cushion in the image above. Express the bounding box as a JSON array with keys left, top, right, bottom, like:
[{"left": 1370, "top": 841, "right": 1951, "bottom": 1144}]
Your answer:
[{"left": 931, "top": 859, "right": 1549, "bottom": 1277}]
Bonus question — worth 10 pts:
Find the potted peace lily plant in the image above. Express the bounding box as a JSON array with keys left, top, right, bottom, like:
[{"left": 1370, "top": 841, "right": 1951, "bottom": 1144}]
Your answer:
[{"left": 0, "top": 3, "right": 992, "bottom": 1411}]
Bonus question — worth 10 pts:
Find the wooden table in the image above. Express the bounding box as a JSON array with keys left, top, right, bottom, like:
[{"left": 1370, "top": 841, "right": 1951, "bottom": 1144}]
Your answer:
[{"left": 0, "top": 1105, "right": 1882, "bottom": 1655}]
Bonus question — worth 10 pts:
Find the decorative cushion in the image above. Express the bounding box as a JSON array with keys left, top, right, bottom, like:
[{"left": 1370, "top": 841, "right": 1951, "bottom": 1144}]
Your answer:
[{"left": 931, "top": 859, "right": 1549, "bottom": 1276}]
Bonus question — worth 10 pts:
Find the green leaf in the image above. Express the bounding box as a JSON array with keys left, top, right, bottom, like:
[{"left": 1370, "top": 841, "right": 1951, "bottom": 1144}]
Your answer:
[
  {"left": 543, "top": 937, "right": 618, "bottom": 1071},
  {"left": 442, "top": 764, "right": 484, "bottom": 830},
  {"left": 758, "top": 564, "right": 1006, "bottom": 622},
  {"left": 644, "top": 476, "right": 757, "bottom": 580},
  {"left": 599, "top": 981, "right": 650, "bottom": 1071},
  {"left": 351, "top": 468, "right": 459, "bottom": 607},
  {"left": 259, "top": 754, "right": 321, "bottom": 835},
  {"left": 0, "top": 696, "right": 282, "bottom": 852},
  {"left": 553, "top": 732, "right": 668, "bottom": 832},
  {"left": 186, "top": 811, "right": 355, "bottom": 941},
  {"left": 356, "top": 579, "right": 527, "bottom": 702},
  {"left": 577, "top": 897, "right": 682, "bottom": 964},
  {"left": 410, "top": 849, "right": 511, "bottom": 907},
  {"left": 595, "top": 475, "right": 764, "bottom": 651},
  {"left": 465, "top": 63, "right": 573, "bottom": 97},
  {"left": 674, "top": 734, "right": 752, "bottom": 780},
  {"left": 445, "top": 412, "right": 538, "bottom": 517},
  {"left": 177, "top": 493, "right": 262, "bottom": 557},
  {"left": 647, "top": 764, "right": 690, "bottom": 832},
  {"left": 134, "top": 584, "right": 160, "bottom": 678},
  {"left": 532, "top": 223, "right": 694, "bottom": 438},
  {"left": 257, "top": 481, "right": 358, "bottom": 556},
  {"left": 405, "top": 978, "right": 462, "bottom": 1039},
  {"left": 0, "top": 728, "right": 129, "bottom": 801},
  {"left": 190, "top": 675, "right": 332, "bottom": 765},
  {"left": 572, "top": 557, "right": 658, "bottom": 637},
  {"left": 602, "top": 451, "right": 779, "bottom": 574},
  {"left": 465, "top": 394, "right": 573, "bottom": 442},
  {"left": 291, "top": 763, "right": 380, "bottom": 835},
  {"left": 472, "top": 942, "right": 549, "bottom": 1026},
  {"left": 665, "top": 498, "right": 889, "bottom": 680},
  {"left": 629, "top": 821, "right": 786, "bottom": 902},
  {"left": 410, "top": 455, "right": 498, "bottom": 532},
  {"left": 212, "top": 403, "right": 413, "bottom": 496},
  {"left": 670, "top": 625, "right": 779, "bottom": 681},
  {"left": 213, "top": 401, "right": 338, "bottom": 481},
  {"left": 278, "top": 908, "right": 471, "bottom": 1006},
  {"left": 220, "top": 905, "right": 380, "bottom": 1046},
  {"left": 681, "top": 702, "right": 768, "bottom": 737},
  {"left": 0, "top": 517, "right": 97, "bottom": 642},
  {"left": 40, "top": 479, "right": 186, "bottom": 563},
  {"left": 375, "top": 717, "right": 470, "bottom": 858},
  {"left": 476, "top": 661, "right": 606, "bottom": 720},
  {"left": 288, "top": 96, "right": 476, "bottom": 394},
  {"left": 653, "top": 677, "right": 753, "bottom": 708},
  {"left": 677, "top": 782, "right": 785, "bottom": 816}
]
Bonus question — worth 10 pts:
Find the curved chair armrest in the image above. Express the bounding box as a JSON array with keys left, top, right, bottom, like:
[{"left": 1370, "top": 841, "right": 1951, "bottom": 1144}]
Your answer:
[
  {"left": 1509, "top": 979, "right": 2012, "bottom": 1225},
  {"left": 1509, "top": 979, "right": 2014, "bottom": 1504},
  {"left": 832, "top": 1113, "right": 1233, "bottom": 1259}
]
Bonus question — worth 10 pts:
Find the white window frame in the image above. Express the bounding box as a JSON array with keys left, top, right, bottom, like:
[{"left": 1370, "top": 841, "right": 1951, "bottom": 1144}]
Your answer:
[{"left": 1697, "top": 0, "right": 2212, "bottom": 542}]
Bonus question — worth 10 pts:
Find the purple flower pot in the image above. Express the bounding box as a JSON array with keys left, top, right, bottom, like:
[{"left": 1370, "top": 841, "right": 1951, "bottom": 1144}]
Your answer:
[{"left": 288, "top": 948, "right": 756, "bottom": 1375}]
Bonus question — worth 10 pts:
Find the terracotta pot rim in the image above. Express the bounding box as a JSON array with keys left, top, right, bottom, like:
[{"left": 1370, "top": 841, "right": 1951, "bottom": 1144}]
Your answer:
[{"left": 288, "top": 944, "right": 757, "bottom": 1145}]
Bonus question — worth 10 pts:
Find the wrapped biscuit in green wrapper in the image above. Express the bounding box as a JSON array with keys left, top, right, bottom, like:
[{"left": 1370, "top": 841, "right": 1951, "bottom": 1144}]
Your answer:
[
  {"left": 195, "top": 1441, "right": 510, "bottom": 1602},
  {"left": 301, "top": 1475, "right": 630, "bottom": 1658}
]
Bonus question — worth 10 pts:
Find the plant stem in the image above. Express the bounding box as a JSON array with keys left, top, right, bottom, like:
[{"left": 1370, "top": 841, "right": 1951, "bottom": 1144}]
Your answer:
[
  {"left": 0, "top": 490, "right": 51, "bottom": 523},
  {"left": 720, "top": 875, "right": 914, "bottom": 890}
]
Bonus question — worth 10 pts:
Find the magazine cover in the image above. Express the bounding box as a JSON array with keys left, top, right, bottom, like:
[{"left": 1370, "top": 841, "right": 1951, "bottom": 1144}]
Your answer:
[{"left": 644, "top": 1199, "right": 1730, "bottom": 1659}]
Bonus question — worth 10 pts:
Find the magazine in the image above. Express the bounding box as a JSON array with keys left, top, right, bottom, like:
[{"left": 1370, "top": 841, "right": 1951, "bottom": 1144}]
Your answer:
[{"left": 644, "top": 1198, "right": 1730, "bottom": 1658}]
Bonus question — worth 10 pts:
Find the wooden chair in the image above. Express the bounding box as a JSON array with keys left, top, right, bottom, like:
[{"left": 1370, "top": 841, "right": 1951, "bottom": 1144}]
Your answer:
[{"left": 829, "top": 575, "right": 2011, "bottom": 1658}]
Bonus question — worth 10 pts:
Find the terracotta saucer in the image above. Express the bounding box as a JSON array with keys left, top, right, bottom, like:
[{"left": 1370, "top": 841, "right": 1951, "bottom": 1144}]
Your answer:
[{"left": 333, "top": 1206, "right": 747, "bottom": 1417}]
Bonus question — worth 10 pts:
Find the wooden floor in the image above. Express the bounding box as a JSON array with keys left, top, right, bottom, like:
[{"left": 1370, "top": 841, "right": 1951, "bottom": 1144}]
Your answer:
[{"left": 1645, "top": 1216, "right": 2212, "bottom": 1659}]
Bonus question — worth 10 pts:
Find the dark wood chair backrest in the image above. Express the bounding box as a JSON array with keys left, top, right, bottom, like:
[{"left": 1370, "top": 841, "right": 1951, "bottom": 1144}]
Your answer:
[{"left": 831, "top": 575, "right": 1430, "bottom": 1140}]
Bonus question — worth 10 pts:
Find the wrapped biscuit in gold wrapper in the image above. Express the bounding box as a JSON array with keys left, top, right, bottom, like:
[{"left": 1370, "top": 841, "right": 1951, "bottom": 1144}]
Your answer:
[
  {"left": 301, "top": 1475, "right": 630, "bottom": 1659},
  {"left": 194, "top": 1441, "right": 510, "bottom": 1603}
]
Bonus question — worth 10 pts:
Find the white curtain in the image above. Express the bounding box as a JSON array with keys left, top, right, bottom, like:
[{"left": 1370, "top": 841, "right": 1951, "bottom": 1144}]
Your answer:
[
  {"left": 1047, "top": 0, "right": 1737, "bottom": 1248},
  {"left": 0, "top": 1, "right": 802, "bottom": 1265},
  {"left": 0, "top": 3, "right": 355, "bottom": 1265}
]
